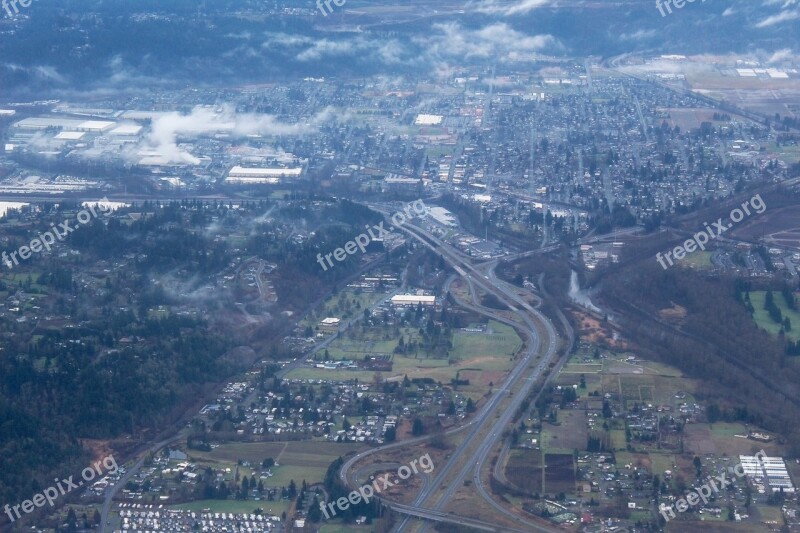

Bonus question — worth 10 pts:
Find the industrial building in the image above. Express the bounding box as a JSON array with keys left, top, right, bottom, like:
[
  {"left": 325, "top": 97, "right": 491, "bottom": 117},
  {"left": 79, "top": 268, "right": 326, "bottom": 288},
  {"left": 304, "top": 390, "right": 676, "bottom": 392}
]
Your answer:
[
  {"left": 225, "top": 165, "right": 304, "bottom": 184},
  {"left": 390, "top": 294, "right": 436, "bottom": 307},
  {"left": 740, "top": 454, "right": 795, "bottom": 493}
]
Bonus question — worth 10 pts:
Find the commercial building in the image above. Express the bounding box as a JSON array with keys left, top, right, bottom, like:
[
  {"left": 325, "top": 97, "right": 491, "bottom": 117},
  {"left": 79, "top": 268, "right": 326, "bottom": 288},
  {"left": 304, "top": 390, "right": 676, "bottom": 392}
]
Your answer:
[
  {"left": 390, "top": 294, "right": 436, "bottom": 307},
  {"left": 319, "top": 317, "right": 341, "bottom": 331},
  {"left": 415, "top": 114, "right": 444, "bottom": 126},
  {"left": 225, "top": 165, "right": 304, "bottom": 184},
  {"left": 740, "top": 454, "right": 795, "bottom": 493}
]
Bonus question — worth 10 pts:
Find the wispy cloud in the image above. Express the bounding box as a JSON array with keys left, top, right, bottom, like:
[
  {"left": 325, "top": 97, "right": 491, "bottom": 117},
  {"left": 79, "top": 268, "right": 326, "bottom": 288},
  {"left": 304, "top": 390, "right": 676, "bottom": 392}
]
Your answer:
[
  {"left": 418, "top": 22, "right": 557, "bottom": 62},
  {"left": 474, "top": 0, "right": 556, "bottom": 16}
]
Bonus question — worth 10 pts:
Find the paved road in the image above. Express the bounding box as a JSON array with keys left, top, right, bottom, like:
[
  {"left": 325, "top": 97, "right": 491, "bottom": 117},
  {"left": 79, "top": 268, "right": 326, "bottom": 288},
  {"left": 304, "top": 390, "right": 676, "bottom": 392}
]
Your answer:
[
  {"left": 381, "top": 221, "right": 564, "bottom": 532},
  {"left": 336, "top": 210, "right": 562, "bottom": 532},
  {"left": 99, "top": 433, "right": 185, "bottom": 533}
]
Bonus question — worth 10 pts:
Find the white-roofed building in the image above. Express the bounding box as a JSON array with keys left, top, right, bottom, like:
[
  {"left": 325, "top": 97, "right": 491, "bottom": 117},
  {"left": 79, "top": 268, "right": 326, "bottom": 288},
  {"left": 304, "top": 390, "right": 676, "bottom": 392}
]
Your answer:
[
  {"left": 55, "top": 131, "right": 86, "bottom": 140},
  {"left": 739, "top": 454, "right": 795, "bottom": 493},
  {"left": 226, "top": 165, "right": 304, "bottom": 184},
  {"left": 110, "top": 124, "right": 143, "bottom": 136},
  {"left": 391, "top": 294, "right": 436, "bottom": 307},
  {"left": 76, "top": 120, "right": 115, "bottom": 132},
  {"left": 427, "top": 206, "right": 458, "bottom": 227},
  {"left": 415, "top": 114, "right": 444, "bottom": 126}
]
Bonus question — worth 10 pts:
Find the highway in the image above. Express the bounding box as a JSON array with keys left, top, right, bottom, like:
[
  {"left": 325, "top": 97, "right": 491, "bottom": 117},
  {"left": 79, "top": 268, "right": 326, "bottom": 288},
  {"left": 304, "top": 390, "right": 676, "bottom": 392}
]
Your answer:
[
  {"left": 412, "top": 268, "right": 560, "bottom": 533},
  {"left": 404, "top": 250, "right": 561, "bottom": 532},
  {"left": 338, "top": 215, "right": 567, "bottom": 533}
]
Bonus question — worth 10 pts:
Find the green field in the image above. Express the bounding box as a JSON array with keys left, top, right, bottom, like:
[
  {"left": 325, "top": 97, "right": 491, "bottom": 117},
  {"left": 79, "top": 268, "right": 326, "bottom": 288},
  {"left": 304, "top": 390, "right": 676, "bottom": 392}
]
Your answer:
[
  {"left": 299, "top": 290, "right": 390, "bottom": 336},
  {"left": 320, "top": 523, "right": 375, "bottom": 533},
  {"left": 283, "top": 367, "right": 378, "bottom": 381},
  {"left": 172, "top": 499, "right": 291, "bottom": 516},
  {"left": 189, "top": 442, "right": 287, "bottom": 464},
  {"left": 678, "top": 251, "right": 714, "bottom": 269},
  {"left": 649, "top": 453, "right": 678, "bottom": 475},
  {"left": 187, "top": 441, "right": 367, "bottom": 489},
  {"left": 424, "top": 145, "right": 457, "bottom": 158},
  {"left": 768, "top": 142, "right": 800, "bottom": 164},
  {"left": 451, "top": 321, "right": 522, "bottom": 360},
  {"left": 561, "top": 363, "right": 603, "bottom": 374},
  {"left": 749, "top": 291, "right": 800, "bottom": 342},
  {"left": 709, "top": 422, "right": 749, "bottom": 439},
  {"left": 609, "top": 429, "right": 627, "bottom": 450},
  {"left": 286, "top": 320, "right": 521, "bottom": 398}
]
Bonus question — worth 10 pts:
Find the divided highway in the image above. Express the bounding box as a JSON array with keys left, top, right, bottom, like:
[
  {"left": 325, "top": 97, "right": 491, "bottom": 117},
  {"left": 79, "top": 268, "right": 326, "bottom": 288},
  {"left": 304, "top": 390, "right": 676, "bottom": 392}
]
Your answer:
[{"left": 337, "top": 211, "right": 568, "bottom": 533}]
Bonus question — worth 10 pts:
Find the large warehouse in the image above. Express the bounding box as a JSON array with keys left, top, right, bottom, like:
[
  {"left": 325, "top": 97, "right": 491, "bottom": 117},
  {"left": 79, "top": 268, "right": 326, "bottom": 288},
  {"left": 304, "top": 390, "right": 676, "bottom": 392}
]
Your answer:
[
  {"left": 225, "top": 165, "right": 304, "bottom": 184},
  {"left": 390, "top": 294, "right": 436, "bottom": 307}
]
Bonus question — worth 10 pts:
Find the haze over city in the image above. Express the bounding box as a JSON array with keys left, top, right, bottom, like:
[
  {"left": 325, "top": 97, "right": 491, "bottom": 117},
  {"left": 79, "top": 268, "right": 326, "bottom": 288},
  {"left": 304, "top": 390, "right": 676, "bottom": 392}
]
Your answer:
[{"left": 1, "top": 1, "right": 799, "bottom": 532}]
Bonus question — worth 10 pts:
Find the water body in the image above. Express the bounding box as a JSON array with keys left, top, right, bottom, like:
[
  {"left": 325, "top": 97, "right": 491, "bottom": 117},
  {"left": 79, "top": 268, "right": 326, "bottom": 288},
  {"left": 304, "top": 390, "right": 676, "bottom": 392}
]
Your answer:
[{"left": 568, "top": 270, "right": 602, "bottom": 314}]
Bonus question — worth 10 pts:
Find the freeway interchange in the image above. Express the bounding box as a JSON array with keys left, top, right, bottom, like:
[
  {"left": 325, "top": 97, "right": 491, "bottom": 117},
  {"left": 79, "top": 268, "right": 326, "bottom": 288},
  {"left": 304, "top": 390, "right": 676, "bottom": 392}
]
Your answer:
[{"left": 339, "top": 211, "right": 571, "bottom": 533}]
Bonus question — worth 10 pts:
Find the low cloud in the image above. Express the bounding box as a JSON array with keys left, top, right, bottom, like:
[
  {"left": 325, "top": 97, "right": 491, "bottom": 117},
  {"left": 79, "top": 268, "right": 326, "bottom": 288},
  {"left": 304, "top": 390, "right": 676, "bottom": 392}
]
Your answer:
[
  {"left": 143, "top": 105, "right": 341, "bottom": 164},
  {"left": 419, "top": 22, "right": 558, "bottom": 63}
]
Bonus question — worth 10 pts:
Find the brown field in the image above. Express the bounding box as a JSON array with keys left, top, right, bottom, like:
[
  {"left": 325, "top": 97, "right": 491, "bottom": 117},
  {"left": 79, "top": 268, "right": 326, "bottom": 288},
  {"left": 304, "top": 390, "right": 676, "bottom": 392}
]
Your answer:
[
  {"left": 506, "top": 449, "right": 543, "bottom": 494},
  {"left": 683, "top": 424, "right": 716, "bottom": 455},
  {"left": 460, "top": 369, "right": 506, "bottom": 387},
  {"left": 663, "top": 108, "right": 720, "bottom": 130},
  {"left": 543, "top": 409, "right": 587, "bottom": 451},
  {"left": 666, "top": 521, "right": 771, "bottom": 532},
  {"left": 543, "top": 453, "right": 576, "bottom": 496},
  {"left": 603, "top": 371, "right": 698, "bottom": 406},
  {"left": 684, "top": 70, "right": 800, "bottom": 119},
  {"left": 572, "top": 310, "right": 628, "bottom": 349},
  {"left": 732, "top": 204, "right": 800, "bottom": 250},
  {"left": 658, "top": 303, "right": 688, "bottom": 325},
  {"left": 683, "top": 423, "right": 784, "bottom": 458}
]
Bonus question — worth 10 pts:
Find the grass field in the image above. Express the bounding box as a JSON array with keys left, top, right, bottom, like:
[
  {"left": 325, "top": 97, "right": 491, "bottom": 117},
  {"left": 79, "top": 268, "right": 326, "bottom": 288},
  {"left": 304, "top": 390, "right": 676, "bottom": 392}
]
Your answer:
[
  {"left": 320, "top": 524, "right": 376, "bottom": 533},
  {"left": 542, "top": 410, "right": 587, "bottom": 451},
  {"left": 666, "top": 522, "right": 771, "bottom": 532},
  {"left": 609, "top": 429, "right": 627, "bottom": 451},
  {"left": 451, "top": 321, "right": 522, "bottom": 360},
  {"left": 768, "top": 142, "right": 800, "bottom": 164},
  {"left": 561, "top": 363, "right": 603, "bottom": 374},
  {"left": 425, "top": 145, "right": 457, "bottom": 158},
  {"left": 189, "top": 442, "right": 288, "bottom": 464},
  {"left": 172, "top": 499, "right": 291, "bottom": 516},
  {"left": 187, "top": 441, "right": 367, "bottom": 489},
  {"left": 286, "top": 320, "right": 521, "bottom": 399},
  {"left": 709, "top": 422, "right": 748, "bottom": 439},
  {"left": 299, "top": 290, "right": 390, "bottom": 335},
  {"left": 316, "top": 326, "right": 430, "bottom": 360},
  {"left": 650, "top": 453, "right": 678, "bottom": 475},
  {"left": 749, "top": 291, "right": 800, "bottom": 342},
  {"left": 679, "top": 251, "right": 714, "bottom": 270}
]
